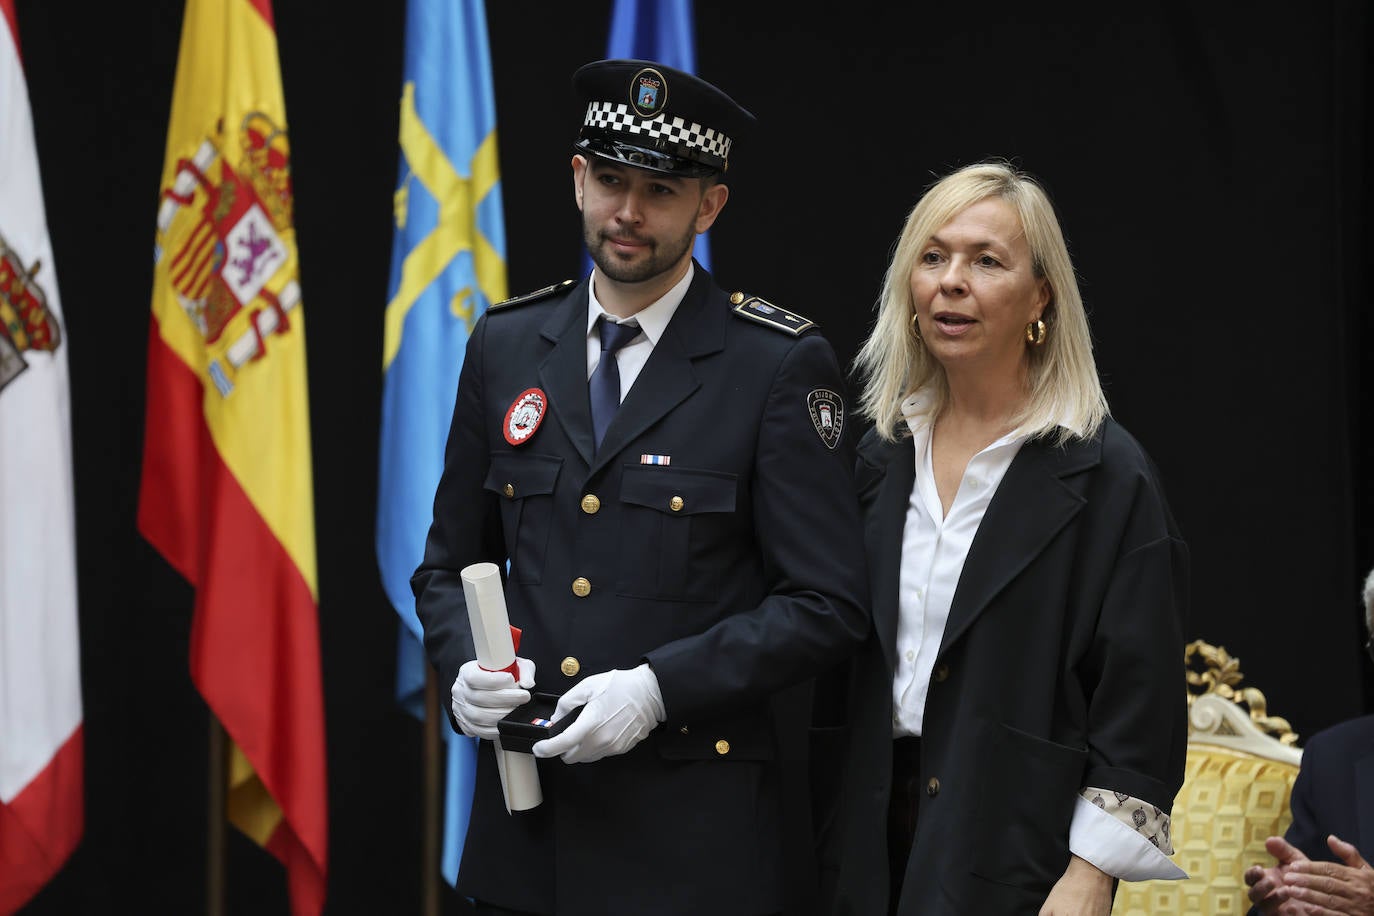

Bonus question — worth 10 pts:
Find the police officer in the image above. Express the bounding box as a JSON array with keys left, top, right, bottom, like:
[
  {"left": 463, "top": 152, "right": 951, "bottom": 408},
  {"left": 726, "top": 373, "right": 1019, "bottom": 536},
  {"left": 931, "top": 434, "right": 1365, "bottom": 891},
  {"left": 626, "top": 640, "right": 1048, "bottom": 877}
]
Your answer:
[{"left": 412, "top": 58, "right": 870, "bottom": 916}]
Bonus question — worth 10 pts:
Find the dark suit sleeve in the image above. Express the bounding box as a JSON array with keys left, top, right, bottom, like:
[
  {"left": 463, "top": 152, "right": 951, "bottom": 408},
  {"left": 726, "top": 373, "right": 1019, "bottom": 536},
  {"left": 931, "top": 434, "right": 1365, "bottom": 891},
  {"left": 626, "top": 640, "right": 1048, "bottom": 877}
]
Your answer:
[
  {"left": 1283, "top": 730, "right": 1335, "bottom": 861},
  {"left": 645, "top": 333, "right": 872, "bottom": 720},
  {"left": 1285, "top": 749, "right": 1324, "bottom": 859},
  {"left": 410, "top": 316, "right": 507, "bottom": 718}
]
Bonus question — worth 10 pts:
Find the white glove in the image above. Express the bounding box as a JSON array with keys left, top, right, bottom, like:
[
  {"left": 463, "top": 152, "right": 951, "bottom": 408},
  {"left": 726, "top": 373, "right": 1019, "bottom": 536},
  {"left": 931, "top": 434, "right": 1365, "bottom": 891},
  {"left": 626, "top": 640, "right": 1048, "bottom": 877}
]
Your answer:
[
  {"left": 450, "top": 657, "right": 536, "bottom": 740},
  {"left": 531, "top": 664, "right": 665, "bottom": 764}
]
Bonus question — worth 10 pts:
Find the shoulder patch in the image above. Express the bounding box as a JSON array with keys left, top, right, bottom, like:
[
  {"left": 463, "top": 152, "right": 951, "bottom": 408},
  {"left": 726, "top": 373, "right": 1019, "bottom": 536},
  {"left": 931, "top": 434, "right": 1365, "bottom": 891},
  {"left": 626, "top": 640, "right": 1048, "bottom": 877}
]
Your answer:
[
  {"left": 489, "top": 279, "right": 576, "bottom": 312},
  {"left": 729, "top": 293, "right": 815, "bottom": 336}
]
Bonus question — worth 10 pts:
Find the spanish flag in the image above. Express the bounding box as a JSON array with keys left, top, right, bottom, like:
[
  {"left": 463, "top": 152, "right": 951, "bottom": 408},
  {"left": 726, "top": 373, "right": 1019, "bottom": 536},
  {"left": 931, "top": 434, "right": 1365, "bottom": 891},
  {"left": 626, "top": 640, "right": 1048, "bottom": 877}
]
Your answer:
[{"left": 137, "top": 0, "right": 326, "bottom": 912}]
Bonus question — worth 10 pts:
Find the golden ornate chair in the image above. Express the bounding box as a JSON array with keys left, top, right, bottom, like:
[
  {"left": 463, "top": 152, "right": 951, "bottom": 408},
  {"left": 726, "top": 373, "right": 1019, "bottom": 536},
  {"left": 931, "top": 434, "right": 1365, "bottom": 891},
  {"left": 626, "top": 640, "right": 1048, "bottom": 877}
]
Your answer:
[{"left": 1111, "top": 640, "right": 1303, "bottom": 915}]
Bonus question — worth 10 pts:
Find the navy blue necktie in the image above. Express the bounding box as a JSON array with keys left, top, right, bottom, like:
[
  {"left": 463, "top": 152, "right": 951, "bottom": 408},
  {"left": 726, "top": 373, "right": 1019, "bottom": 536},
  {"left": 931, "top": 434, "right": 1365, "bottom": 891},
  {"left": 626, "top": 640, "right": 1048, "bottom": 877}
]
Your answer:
[{"left": 589, "top": 317, "right": 639, "bottom": 450}]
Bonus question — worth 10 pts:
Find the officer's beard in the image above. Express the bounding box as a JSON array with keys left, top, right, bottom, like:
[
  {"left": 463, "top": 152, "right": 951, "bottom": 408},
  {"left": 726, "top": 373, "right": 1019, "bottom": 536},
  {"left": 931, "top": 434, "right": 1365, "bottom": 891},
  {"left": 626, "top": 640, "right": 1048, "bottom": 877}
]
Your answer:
[{"left": 584, "top": 217, "right": 696, "bottom": 285}]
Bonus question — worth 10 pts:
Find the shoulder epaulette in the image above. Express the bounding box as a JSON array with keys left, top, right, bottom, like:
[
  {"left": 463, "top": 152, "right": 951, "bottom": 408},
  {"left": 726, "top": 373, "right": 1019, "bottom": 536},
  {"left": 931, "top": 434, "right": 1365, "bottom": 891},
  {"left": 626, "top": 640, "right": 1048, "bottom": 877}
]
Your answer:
[
  {"left": 489, "top": 279, "right": 576, "bottom": 312},
  {"left": 729, "top": 292, "right": 815, "bottom": 336}
]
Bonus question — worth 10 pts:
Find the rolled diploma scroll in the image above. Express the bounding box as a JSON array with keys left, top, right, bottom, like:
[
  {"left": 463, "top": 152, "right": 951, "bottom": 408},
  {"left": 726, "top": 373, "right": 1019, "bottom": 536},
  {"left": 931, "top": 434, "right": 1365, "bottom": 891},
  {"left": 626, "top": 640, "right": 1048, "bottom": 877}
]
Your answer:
[{"left": 460, "top": 562, "right": 542, "bottom": 811}]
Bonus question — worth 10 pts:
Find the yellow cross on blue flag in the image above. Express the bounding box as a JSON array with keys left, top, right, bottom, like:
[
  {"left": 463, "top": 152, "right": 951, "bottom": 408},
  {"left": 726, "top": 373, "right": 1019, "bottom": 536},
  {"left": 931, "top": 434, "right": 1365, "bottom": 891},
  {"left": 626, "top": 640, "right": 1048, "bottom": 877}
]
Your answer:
[{"left": 376, "top": 0, "right": 507, "bottom": 885}]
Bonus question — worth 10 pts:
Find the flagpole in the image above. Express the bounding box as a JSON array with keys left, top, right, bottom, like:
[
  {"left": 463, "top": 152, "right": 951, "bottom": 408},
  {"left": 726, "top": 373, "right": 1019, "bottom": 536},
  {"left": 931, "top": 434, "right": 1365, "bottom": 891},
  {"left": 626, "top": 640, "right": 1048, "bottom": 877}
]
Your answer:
[
  {"left": 423, "top": 667, "right": 442, "bottom": 916},
  {"left": 207, "top": 715, "right": 227, "bottom": 916}
]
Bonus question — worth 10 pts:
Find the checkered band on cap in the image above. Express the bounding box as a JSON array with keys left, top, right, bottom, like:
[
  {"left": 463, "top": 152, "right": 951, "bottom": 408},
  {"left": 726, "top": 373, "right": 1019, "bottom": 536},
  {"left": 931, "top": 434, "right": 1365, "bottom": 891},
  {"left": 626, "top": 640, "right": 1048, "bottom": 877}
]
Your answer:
[{"left": 584, "top": 101, "right": 733, "bottom": 162}]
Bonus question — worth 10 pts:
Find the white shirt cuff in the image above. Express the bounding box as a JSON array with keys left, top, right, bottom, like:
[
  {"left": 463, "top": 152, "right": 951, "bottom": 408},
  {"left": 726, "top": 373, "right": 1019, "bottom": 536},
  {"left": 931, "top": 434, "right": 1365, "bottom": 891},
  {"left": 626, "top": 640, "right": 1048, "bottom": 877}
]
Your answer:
[{"left": 1069, "top": 795, "right": 1188, "bottom": 881}]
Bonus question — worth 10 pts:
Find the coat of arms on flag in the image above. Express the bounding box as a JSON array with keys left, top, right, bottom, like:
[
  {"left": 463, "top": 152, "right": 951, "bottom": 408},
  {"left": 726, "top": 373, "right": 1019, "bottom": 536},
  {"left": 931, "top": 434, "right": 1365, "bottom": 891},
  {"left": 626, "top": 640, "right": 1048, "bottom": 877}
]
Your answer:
[
  {"left": 154, "top": 111, "right": 299, "bottom": 398},
  {"left": 0, "top": 231, "right": 62, "bottom": 393}
]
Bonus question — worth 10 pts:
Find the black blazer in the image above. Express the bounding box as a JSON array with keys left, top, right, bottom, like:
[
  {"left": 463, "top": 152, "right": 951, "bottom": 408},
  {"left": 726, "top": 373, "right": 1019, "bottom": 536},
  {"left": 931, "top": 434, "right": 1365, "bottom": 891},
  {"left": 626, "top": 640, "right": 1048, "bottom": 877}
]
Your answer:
[
  {"left": 412, "top": 267, "right": 870, "bottom": 916},
  {"left": 819, "top": 418, "right": 1189, "bottom": 915}
]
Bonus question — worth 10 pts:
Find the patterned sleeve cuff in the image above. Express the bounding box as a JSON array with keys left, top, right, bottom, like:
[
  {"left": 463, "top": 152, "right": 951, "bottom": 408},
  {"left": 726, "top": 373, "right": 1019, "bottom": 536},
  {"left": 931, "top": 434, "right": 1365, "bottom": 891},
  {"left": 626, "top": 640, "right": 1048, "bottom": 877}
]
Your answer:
[
  {"left": 1082, "top": 785, "right": 1170, "bottom": 856},
  {"left": 1081, "top": 786, "right": 1174, "bottom": 854},
  {"left": 1070, "top": 794, "right": 1187, "bottom": 882}
]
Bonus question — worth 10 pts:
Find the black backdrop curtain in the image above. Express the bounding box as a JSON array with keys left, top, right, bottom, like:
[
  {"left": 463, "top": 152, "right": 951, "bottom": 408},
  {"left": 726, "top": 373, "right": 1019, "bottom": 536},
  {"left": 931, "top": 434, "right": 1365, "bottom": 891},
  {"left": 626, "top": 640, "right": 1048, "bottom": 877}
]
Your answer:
[{"left": 12, "top": 1, "right": 1370, "bottom": 912}]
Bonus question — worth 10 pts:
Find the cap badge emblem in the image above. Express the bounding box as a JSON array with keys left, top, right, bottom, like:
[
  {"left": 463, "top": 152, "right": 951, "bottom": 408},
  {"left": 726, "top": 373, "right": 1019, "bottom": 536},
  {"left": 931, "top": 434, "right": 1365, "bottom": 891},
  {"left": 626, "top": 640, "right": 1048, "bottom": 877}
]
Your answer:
[
  {"left": 504, "top": 387, "right": 548, "bottom": 446},
  {"left": 630, "top": 67, "right": 667, "bottom": 118}
]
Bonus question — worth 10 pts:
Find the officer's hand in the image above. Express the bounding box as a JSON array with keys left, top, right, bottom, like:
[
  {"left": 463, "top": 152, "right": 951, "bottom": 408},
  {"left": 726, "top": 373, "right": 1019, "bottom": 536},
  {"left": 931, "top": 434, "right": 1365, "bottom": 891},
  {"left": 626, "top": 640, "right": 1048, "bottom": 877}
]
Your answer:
[
  {"left": 531, "top": 664, "right": 665, "bottom": 764},
  {"left": 450, "top": 657, "right": 535, "bottom": 740}
]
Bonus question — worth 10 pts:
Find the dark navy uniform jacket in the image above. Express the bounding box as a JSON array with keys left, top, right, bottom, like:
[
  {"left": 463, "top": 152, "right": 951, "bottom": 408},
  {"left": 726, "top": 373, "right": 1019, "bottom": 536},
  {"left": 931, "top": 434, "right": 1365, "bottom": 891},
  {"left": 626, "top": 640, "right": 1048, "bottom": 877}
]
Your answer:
[{"left": 412, "top": 265, "right": 870, "bottom": 916}]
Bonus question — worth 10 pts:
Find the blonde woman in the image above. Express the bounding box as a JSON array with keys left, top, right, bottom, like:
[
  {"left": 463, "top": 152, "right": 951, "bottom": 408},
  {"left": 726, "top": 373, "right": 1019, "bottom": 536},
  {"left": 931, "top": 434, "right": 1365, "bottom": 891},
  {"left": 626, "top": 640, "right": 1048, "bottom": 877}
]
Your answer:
[{"left": 818, "top": 160, "right": 1189, "bottom": 915}]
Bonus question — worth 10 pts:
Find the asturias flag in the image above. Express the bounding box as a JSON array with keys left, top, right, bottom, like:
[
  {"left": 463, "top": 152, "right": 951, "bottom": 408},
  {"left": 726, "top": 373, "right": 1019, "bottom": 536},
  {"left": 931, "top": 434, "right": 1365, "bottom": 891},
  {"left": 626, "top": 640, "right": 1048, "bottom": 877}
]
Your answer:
[
  {"left": 137, "top": 0, "right": 327, "bottom": 911},
  {"left": 0, "top": 2, "right": 84, "bottom": 910},
  {"left": 376, "top": 0, "right": 507, "bottom": 886}
]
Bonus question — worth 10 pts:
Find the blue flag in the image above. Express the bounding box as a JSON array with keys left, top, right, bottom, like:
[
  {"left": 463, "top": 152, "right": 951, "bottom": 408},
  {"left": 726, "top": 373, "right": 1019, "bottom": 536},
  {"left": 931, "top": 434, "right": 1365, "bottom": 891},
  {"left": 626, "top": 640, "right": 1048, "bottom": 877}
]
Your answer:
[
  {"left": 376, "top": 0, "right": 507, "bottom": 886},
  {"left": 583, "top": 0, "right": 710, "bottom": 272}
]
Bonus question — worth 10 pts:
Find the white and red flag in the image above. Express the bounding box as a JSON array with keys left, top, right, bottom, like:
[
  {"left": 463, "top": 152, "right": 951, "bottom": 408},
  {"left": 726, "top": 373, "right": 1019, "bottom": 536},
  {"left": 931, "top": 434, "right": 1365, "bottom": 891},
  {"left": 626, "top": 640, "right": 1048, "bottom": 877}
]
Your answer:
[{"left": 0, "top": 0, "right": 84, "bottom": 911}]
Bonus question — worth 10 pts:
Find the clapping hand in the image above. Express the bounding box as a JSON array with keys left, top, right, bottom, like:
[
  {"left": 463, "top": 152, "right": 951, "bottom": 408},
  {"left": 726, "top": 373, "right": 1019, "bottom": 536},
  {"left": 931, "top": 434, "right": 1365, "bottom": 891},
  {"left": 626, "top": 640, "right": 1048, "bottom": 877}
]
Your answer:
[
  {"left": 1277, "top": 835, "right": 1374, "bottom": 915},
  {"left": 1247, "top": 836, "right": 1311, "bottom": 914},
  {"left": 1247, "top": 835, "right": 1374, "bottom": 915}
]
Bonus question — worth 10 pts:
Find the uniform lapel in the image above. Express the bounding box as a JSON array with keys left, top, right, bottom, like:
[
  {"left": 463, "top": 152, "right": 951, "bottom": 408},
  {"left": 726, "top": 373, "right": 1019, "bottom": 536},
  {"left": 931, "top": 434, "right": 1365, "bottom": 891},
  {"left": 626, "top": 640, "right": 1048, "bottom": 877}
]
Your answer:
[
  {"left": 537, "top": 281, "right": 596, "bottom": 467},
  {"left": 937, "top": 433, "right": 1102, "bottom": 655},
  {"left": 590, "top": 271, "right": 724, "bottom": 473}
]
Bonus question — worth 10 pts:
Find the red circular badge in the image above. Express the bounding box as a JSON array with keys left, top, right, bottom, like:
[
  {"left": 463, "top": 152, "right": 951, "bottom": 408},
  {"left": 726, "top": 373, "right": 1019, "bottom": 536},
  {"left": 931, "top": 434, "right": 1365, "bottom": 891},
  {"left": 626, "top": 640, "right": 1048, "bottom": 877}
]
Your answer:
[{"left": 503, "top": 388, "right": 547, "bottom": 446}]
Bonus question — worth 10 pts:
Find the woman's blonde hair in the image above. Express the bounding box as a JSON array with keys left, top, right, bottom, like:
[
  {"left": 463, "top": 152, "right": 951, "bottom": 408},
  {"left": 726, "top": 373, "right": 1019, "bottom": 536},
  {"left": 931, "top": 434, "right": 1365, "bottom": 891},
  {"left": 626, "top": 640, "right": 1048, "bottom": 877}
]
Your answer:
[{"left": 854, "top": 159, "right": 1108, "bottom": 444}]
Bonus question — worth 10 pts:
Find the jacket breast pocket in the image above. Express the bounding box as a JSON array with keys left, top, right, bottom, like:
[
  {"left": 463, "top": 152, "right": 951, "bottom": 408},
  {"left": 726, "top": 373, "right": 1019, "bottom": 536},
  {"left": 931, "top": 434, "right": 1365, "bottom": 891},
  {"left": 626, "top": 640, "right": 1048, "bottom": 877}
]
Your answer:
[
  {"left": 484, "top": 452, "right": 561, "bottom": 584},
  {"left": 617, "top": 465, "right": 737, "bottom": 602}
]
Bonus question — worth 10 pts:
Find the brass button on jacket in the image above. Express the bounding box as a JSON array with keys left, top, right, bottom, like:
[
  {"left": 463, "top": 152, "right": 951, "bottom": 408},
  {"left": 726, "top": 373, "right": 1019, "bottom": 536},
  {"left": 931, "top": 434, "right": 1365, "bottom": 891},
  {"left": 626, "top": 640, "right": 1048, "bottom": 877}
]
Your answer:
[
  {"left": 503, "top": 483, "right": 514, "bottom": 498},
  {"left": 580, "top": 494, "right": 601, "bottom": 514},
  {"left": 571, "top": 577, "right": 591, "bottom": 597},
  {"left": 714, "top": 739, "right": 730, "bottom": 755},
  {"left": 669, "top": 496, "right": 684, "bottom": 512},
  {"left": 560, "top": 657, "right": 580, "bottom": 677},
  {"left": 926, "top": 777, "right": 940, "bottom": 797},
  {"left": 933, "top": 663, "right": 950, "bottom": 683}
]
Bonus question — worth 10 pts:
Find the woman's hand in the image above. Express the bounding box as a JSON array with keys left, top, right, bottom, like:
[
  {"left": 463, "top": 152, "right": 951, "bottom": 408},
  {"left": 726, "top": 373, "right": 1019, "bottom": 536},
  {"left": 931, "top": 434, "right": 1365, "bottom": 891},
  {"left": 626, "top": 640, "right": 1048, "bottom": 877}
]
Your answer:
[{"left": 1040, "top": 854, "right": 1114, "bottom": 916}]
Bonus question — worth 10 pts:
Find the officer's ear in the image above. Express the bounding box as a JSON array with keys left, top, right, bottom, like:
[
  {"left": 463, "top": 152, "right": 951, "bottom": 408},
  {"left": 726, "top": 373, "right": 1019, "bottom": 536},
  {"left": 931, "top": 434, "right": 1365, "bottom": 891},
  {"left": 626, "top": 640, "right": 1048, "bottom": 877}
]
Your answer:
[
  {"left": 571, "top": 155, "right": 589, "bottom": 211},
  {"left": 694, "top": 180, "right": 728, "bottom": 234}
]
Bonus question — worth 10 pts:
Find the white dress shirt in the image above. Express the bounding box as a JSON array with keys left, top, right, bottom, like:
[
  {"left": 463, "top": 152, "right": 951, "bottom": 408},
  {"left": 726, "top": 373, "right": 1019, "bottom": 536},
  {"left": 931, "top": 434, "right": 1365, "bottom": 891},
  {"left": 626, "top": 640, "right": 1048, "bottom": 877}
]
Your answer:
[{"left": 892, "top": 391, "right": 1185, "bottom": 882}]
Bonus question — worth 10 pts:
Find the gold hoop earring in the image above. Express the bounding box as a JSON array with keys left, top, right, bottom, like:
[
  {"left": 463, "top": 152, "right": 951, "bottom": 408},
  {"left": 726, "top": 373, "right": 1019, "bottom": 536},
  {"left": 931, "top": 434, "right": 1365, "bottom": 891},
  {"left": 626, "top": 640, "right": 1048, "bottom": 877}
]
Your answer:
[
  {"left": 1025, "top": 319, "right": 1046, "bottom": 346},
  {"left": 909, "top": 312, "right": 923, "bottom": 342}
]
